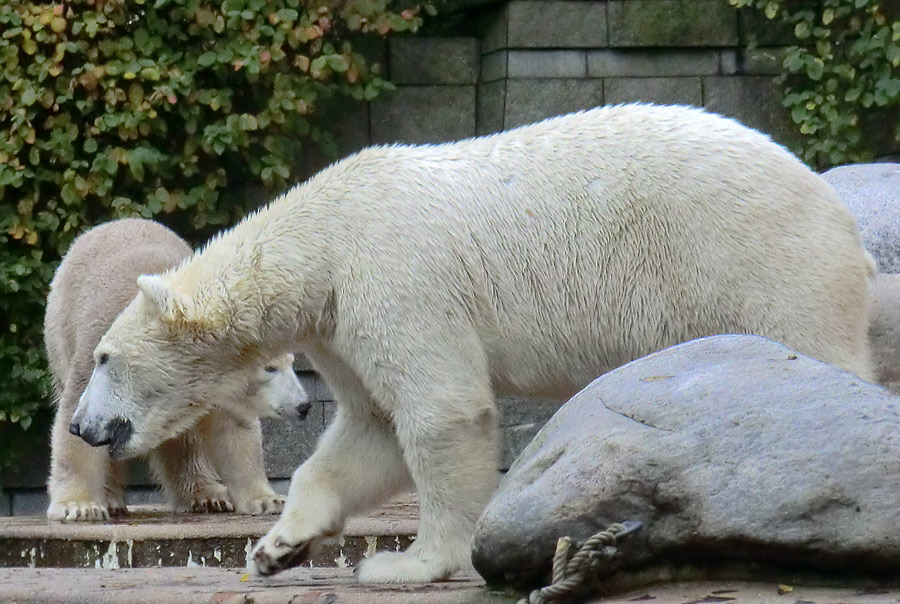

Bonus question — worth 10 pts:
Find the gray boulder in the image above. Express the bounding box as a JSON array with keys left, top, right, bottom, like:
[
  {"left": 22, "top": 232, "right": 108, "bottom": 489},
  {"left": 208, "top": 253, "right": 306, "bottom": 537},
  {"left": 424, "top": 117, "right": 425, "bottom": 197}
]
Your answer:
[
  {"left": 821, "top": 163, "right": 900, "bottom": 272},
  {"left": 472, "top": 335, "right": 900, "bottom": 590},
  {"left": 870, "top": 273, "right": 900, "bottom": 393}
]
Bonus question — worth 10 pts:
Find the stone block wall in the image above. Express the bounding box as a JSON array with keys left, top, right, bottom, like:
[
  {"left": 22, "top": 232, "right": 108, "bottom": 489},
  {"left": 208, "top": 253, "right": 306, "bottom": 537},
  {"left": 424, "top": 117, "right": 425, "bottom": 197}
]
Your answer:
[
  {"left": 315, "top": 0, "right": 814, "bottom": 164},
  {"left": 475, "top": 0, "right": 798, "bottom": 145}
]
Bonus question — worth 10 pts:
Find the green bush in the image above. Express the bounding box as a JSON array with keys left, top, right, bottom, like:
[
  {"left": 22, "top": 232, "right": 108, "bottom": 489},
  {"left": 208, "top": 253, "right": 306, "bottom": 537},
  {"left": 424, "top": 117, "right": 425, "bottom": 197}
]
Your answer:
[
  {"left": 731, "top": 0, "right": 900, "bottom": 166},
  {"left": 0, "top": 0, "right": 430, "bottom": 468}
]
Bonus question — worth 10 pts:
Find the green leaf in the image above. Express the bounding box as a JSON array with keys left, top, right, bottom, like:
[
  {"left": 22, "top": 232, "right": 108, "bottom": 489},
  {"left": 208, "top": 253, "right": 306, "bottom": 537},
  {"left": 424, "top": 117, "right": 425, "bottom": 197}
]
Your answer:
[
  {"left": 807, "top": 57, "right": 824, "bottom": 80},
  {"left": 239, "top": 114, "right": 258, "bottom": 130},
  {"left": 364, "top": 82, "right": 380, "bottom": 100},
  {"left": 21, "top": 88, "right": 37, "bottom": 106},
  {"left": 198, "top": 51, "right": 217, "bottom": 67},
  {"left": 60, "top": 183, "right": 78, "bottom": 205}
]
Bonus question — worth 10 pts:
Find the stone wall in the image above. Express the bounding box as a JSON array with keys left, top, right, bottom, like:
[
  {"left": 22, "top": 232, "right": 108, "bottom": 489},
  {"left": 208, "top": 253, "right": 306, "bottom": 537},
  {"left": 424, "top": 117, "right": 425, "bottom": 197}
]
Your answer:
[
  {"left": 371, "top": 0, "right": 803, "bottom": 150},
  {"left": 3, "top": 0, "right": 887, "bottom": 514}
]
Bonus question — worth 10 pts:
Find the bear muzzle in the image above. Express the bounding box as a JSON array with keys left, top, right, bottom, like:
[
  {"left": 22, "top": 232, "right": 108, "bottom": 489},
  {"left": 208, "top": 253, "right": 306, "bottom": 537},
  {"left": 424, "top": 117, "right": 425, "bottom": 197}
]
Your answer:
[{"left": 71, "top": 416, "right": 134, "bottom": 456}]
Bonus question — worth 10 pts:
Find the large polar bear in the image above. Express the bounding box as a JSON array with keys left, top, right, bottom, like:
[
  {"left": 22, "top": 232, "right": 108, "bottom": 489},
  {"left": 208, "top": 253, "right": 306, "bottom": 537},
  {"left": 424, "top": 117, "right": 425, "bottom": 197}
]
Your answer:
[
  {"left": 47, "top": 218, "right": 309, "bottom": 521},
  {"left": 73, "top": 105, "right": 874, "bottom": 582}
]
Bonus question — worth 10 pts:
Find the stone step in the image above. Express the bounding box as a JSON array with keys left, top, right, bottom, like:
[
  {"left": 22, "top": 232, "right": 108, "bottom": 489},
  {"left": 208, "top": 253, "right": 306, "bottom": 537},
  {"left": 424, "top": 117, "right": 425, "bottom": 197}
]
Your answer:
[
  {"left": 0, "top": 494, "right": 417, "bottom": 570},
  {"left": 0, "top": 566, "right": 514, "bottom": 604},
  {"left": 2, "top": 567, "right": 900, "bottom": 604}
]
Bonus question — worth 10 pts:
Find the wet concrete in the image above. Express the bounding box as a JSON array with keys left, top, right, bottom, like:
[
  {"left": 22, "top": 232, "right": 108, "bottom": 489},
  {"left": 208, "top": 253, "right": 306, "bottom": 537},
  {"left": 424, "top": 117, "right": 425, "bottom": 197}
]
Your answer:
[{"left": 0, "top": 496, "right": 417, "bottom": 570}]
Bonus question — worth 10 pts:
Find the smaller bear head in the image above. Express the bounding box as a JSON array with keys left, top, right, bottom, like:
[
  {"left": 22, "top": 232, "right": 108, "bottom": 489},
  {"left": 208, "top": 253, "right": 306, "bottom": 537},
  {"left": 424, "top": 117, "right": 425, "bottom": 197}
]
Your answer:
[{"left": 71, "top": 273, "right": 303, "bottom": 459}]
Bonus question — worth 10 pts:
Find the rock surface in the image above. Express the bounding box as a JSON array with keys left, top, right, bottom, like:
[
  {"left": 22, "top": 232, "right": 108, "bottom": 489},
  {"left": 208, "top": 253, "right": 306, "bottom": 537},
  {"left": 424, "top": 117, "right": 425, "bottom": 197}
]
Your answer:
[
  {"left": 821, "top": 163, "right": 900, "bottom": 272},
  {"left": 869, "top": 273, "right": 900, "bottom": 393},
  {"left": 472, "top": 335, "right": 900, "bottom": 589}
]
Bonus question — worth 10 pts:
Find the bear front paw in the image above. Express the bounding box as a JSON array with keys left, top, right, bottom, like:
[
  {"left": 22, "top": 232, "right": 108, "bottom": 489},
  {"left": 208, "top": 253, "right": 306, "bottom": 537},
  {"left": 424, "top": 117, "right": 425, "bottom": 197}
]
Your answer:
[
  {"left": 355, "top": 549, "right": 459, "bottom": 584},
  {"left": 235, "top": 494, "right": 285, "bottom": 516},
  {"left": 188, "top": 495, "right": 235, "bottom": 513},
  {"left": 106, "top": 496, "right": 128, "bottom": 518},
  {"left": 247, "top": 533, "right": 310, "bottom": 576},
  {"left": 174, "top": 482, "right": 234, "bottom": 513},
  {"left": 47, "top": 500, "right": 115, "bottom": 523}
]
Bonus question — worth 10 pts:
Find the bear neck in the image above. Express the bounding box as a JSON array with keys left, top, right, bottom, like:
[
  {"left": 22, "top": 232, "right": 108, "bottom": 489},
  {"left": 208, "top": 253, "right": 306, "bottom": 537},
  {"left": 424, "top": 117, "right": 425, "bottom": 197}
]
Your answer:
[{"left": 174, "top": 184, "right": 341, "bottom": 356}]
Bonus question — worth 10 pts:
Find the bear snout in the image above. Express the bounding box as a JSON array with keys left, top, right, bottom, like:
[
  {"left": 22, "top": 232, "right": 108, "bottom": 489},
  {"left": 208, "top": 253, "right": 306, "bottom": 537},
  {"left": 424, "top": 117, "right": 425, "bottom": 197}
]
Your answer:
[
  {"left": 74, "top": 421, "right": 112, "bottom": 448},
  {"left": 73, "top": 416, "right": 133, "bottom": 454},
  {"left": 296, "top": 401, "right": 312, "bottom": 421}
]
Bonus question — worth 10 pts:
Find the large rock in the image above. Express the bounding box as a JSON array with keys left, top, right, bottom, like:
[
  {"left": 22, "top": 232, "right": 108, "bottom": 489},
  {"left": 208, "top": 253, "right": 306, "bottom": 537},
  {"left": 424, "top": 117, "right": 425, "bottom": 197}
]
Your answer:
[
  {"left": 822, "top": 163, "right": 900, "bottom": 272},
  {"left": 472, "top": 335, "right": 900, "bottom": 589},
  {"left": 870, "top": 273, "right": 900, "bottom": 393}
]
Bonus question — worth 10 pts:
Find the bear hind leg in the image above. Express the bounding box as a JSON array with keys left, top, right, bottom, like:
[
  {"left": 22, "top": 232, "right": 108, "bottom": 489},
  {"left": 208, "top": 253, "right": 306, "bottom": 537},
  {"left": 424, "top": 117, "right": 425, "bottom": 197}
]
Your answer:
[
  {"left": 356, "top": 378, "right": 499, "bottom": 583},
  {"left": 150, "top": 431, "right": 233, "bottom": 513},
  {"left": 197, "top": 411, "right": 284, "bottom": 515}
]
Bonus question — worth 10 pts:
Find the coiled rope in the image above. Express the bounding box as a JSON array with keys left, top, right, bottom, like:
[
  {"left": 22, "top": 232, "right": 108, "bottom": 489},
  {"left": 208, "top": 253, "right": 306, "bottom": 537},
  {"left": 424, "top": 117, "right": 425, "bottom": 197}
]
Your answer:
[{"left": 519, "top": 520, "right": 643, "bottom": 604}]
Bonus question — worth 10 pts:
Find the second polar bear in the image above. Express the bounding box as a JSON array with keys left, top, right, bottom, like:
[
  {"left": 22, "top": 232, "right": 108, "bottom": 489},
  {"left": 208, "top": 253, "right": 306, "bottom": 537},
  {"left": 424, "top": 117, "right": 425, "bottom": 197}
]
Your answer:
[
  {"left": 46, "top": 218, "right": 309, "bottom": 521},
  {"left": 73, "top": 105, "right": 873, "bottom": 580}
]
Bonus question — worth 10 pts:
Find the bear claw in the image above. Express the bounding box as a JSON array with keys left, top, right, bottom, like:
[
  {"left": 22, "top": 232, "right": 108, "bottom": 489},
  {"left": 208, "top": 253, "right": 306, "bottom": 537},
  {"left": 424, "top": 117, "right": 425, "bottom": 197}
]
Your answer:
[
  {"left": 251, "top": 539, "right": 310, "bottom": 576},
  {"left": 189, "top": 497, "right": 235, "bottom": 513},
  {"left": 238, "top": 495, "right": 285, "bottom": 516},
  {"left": 47, "top": 501, "right": 112, "bottom": 523}
]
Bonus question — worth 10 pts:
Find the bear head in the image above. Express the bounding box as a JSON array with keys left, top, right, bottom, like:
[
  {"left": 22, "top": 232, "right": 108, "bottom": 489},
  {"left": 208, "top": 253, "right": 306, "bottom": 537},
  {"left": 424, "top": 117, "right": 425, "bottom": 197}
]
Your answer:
[{"left": 70, "top": 273, "right": 302, "bottom": 459}]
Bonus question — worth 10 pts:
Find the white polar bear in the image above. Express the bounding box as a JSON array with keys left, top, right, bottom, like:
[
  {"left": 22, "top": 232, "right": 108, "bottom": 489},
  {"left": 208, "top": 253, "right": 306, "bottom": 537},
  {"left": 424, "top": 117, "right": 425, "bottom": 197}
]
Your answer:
[
  {"left": 74, "top": 105, "right": 874, "bottom": 582},
  {"left": 47, "top": 218, "right": 310, "bottom": 521}
]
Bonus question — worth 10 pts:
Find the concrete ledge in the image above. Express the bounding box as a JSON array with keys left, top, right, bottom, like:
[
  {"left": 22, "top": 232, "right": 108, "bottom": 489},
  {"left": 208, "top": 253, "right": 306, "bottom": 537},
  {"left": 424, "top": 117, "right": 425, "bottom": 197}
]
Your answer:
[{"left": 0, "top": 495, "right": 418, "bottom": 569}]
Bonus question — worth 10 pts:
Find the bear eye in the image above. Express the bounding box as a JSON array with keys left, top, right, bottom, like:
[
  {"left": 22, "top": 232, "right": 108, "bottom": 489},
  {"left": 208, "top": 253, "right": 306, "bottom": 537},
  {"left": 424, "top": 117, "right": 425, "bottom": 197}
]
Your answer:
[
  {"left": 264, "top": 365, "right": 278, "bottom": 374},
  {"left": 98, "top": 353, "right": 110, "bottom": 366}
]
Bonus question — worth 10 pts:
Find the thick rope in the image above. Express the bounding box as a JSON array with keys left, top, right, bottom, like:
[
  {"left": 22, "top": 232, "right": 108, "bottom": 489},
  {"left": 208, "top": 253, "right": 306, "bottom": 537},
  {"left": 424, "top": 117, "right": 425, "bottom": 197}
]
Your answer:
[{"left": 519, "top": 520, "right": 643, "bottom": 604}]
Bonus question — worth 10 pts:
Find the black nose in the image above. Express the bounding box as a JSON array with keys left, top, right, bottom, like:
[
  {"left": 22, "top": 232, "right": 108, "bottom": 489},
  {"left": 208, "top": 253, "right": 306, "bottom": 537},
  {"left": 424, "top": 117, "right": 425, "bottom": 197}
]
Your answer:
[
  {"left": 296, "top": 402, "right": 311, "bottom": 421},
  {"left": 78, "top": 424, "right": 111, "bottom": 447},
  {"left": 69, "top": 422, "right": 81, "bottom": 437}
]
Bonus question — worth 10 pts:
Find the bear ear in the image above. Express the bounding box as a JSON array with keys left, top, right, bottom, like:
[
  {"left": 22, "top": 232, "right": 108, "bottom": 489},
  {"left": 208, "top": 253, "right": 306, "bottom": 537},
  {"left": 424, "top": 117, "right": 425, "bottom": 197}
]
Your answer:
[{"left": 136, "top": 274, "right": 178, "bottom": 319}]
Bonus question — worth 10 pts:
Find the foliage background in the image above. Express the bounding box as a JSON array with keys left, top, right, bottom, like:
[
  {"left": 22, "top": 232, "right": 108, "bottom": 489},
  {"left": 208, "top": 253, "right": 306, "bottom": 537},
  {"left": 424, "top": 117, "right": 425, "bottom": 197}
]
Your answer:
[
  {"left": 732, "top": 0, "right": 900, "bottom": 166},
  {"left": 0, "top": 0, "right": 427, "bottom": 468}
]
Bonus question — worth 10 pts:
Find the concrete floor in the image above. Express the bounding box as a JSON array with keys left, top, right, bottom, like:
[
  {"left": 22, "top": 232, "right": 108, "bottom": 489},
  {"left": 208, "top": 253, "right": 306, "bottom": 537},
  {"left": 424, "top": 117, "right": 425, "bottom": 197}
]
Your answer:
[{"left": 3, "top": 568, "right": 900, "bottom": 604}]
